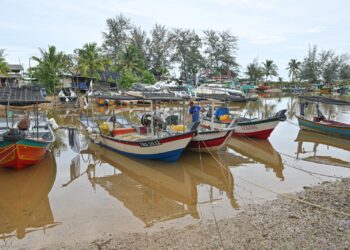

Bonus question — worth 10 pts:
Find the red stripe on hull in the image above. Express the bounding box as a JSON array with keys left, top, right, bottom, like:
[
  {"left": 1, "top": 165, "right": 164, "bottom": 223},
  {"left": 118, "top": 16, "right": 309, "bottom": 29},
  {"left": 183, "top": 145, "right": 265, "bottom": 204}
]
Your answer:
[
  {"left": 233, "top": 128, "right": 274, "bottom": 139},
  {"left": 187, "top": 131, "right": 230, "bottom": 152}
]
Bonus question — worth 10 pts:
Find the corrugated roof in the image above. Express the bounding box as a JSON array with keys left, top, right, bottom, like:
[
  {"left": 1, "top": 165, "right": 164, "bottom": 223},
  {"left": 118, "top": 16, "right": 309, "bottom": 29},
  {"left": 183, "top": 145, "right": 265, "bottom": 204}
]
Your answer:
[{"left": 0, "top": 87, "right": 49, "bottom": 106}]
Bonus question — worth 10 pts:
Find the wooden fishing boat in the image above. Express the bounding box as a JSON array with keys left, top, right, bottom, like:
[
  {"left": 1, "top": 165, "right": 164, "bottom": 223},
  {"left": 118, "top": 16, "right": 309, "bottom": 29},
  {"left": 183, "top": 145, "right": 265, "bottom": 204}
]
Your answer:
[
  {"left": 203, "top": 109, "right": 287, "bottom": 139},
  {"left": 256, "top": 85, "right": 269, "bottom": 92},
  {"left": 320, "top": 87, "right": 331, "bottom": 94},
  {"left": 90, "top": 130, "right": 196, "bottom": 162},
  {"left": 296, "top": 116, "right": 350, "bottom": 138},
  {"left": 0, "top": 153, "right": 57, "bottom": 239},
  {"left": 89, "top": 95, "right": 198, "bottom": 162},
  {"left": 187, "top": 128, "right": 234, "bottom": 152},
  {"left": 0, "top": 87, "right": 55, "bottom": 170},
  {"left": 298, "top": 95, "right": 350, "bottom": 138}
]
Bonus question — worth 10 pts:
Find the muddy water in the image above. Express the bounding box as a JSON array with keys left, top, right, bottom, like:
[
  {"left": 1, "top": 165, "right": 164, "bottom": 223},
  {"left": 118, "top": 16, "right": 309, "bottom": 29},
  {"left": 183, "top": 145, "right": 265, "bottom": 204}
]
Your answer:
[{"left": 1, "top": 94, "right": 350, "bottom": 249}]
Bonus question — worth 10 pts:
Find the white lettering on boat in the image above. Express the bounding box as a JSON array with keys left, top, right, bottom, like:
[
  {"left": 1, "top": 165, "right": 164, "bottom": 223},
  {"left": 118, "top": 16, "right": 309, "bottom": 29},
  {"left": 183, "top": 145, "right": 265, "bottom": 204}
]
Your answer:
[
  {"left": 240, "top": 125, "right": 258, "bottom": 131},
  {"left": 139, "top": 140, "right": 161, "bottom": 147}
]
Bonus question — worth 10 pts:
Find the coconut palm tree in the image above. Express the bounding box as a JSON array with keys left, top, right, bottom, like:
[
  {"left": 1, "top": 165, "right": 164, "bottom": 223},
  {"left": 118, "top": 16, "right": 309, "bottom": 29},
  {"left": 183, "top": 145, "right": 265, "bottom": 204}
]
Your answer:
[
  {"left": 245, "top": 59, "right": 263, "bottom": 84},
  {"left": 0, "top": 49, "right": 10, "bottom": 76},
  {"left": 76, "top": 43, "right": 111, "bottom": 79},
  {"left": 286, "top": 59, "right": 301, "bottom": 82},
  {"left": 262, "top": 59, "right": 278, "bottom": 82},
  {"left": 117, "top": 45, "right": 144, "bottom": 73},
  {"left": 32, "top": 45, "right": 64, "bottom": 93}
]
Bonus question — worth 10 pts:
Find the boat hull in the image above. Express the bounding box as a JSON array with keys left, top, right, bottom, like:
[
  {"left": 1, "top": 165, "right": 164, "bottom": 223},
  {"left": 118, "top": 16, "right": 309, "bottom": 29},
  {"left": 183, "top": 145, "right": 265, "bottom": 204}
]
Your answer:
[
  {"left": 234, "top": 119, "right": 280, "bottom": 139},
  {"left": 187, "top": 130, "right": 233, "bottom": 152},
  {"left": 0, "top": 139, "right": 52, "bottom": 170},
  {"left": 92, "top": 132, "right": 195, "bottom": 162},
  {"left": 297, "top": 116, "right": 350, "bottom": 138}
]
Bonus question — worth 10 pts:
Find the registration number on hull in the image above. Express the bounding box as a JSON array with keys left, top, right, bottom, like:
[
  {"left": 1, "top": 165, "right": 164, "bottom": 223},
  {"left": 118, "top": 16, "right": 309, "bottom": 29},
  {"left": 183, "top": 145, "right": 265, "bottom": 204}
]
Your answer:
[
  {"left": 139, "top": 140, "right": 161, "bottom": 147},
  {"left": 240, "top": 125, "right": 258, "bottom": 131}
]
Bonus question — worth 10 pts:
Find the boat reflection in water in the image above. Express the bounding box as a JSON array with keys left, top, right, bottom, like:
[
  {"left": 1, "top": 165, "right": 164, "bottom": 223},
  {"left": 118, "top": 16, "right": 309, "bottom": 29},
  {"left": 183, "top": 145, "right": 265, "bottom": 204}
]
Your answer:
[
  {"left": 295, "top": 130, "right": 350, "bottom": 168},
  {"left": 0, "top": 153, "right": 58, "bottom": 240},
  {"left": 226, "top": 137, "right": 284, "bottom": 180},
  {"left": 82, "top": 143, "right": 237, "bottom": 227}
]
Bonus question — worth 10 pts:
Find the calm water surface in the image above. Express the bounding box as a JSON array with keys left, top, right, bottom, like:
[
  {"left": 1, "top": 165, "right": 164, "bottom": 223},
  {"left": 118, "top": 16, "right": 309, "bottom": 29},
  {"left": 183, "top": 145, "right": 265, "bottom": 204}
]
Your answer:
[{"left": 1, "top": 94, "right": 350, "bottom": 249}]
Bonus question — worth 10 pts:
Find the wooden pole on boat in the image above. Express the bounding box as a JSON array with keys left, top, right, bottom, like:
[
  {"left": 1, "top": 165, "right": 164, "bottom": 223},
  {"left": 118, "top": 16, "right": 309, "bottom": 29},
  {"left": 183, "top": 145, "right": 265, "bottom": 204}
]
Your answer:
[
  {"left": 211, "top": 100, "right": 215, "bottom": 129},
  {"left": 150, "top": 99, "right": 154, "bottom": 136}
]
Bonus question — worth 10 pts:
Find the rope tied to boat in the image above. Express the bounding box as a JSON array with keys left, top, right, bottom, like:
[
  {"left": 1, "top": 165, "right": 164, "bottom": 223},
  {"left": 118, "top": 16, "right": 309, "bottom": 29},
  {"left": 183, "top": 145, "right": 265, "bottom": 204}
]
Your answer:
[{"left": 198, "top": 134, "right": 350, "bottom": 218}]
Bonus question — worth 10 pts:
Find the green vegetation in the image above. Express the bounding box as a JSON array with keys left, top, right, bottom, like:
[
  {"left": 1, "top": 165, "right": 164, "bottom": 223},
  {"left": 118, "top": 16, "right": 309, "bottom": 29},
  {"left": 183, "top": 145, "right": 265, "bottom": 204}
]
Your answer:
[
  {"left": 286, "top": 59, "right": 301, "bottom": 82},
  {"left": 3, "top": 15, "right": 350, "bottom": 90},
  {"left": 262, "top": 59, "right": 278, "bottom": 82},
  {"left": 75, "top": 43, "right": 111, "bottom": 79},
  {"left": 31, "top": 45, "right": 64, "bottom": 93},
  {"left": 300, "top": 45, "right": 349, "bottom": 83},
  {"left": 0, "top": 49, "right": 10, "bottom": 75}
]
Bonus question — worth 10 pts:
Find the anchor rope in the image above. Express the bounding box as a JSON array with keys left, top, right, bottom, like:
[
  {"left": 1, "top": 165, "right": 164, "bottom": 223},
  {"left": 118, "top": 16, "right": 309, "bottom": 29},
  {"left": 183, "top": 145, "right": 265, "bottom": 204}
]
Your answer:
[{"left": 198, "top": 134, "right": 350, "bottom": 218}]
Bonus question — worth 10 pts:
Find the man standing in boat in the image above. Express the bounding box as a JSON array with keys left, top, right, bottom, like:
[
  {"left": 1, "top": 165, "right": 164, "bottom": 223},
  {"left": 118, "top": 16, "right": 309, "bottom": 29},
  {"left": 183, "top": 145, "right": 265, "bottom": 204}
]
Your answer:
[{"left": 189, "top": 101, "right": 201, "bottom": 122}]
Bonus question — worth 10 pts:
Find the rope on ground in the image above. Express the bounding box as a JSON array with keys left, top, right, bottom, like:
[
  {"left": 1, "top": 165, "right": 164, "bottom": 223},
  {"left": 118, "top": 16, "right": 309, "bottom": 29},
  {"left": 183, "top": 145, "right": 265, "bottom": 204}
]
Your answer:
[
  {"left": 197, "top": 140, "right": 225, "bottom": 250},
  {"left": 237, "top": 134, "right": 346, "bottom": 180},
  {"left": 198, "top": 134, "right": 350, "bottom": 218},
  {"left": 282, "top": 159, "right": 345, "bottom": 179}
]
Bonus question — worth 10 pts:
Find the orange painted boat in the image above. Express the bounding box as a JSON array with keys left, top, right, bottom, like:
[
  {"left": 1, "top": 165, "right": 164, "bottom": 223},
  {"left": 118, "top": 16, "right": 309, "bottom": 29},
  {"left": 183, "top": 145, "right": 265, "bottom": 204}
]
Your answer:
[
  {"left": 0, "top": 126, "right": 55, "bottom": 170},
  {"left": 0, "top": 87, "right": 55, "bottom": 170},
  {"left": 96, "top": 98, "right": 107, "bottom": 106}
]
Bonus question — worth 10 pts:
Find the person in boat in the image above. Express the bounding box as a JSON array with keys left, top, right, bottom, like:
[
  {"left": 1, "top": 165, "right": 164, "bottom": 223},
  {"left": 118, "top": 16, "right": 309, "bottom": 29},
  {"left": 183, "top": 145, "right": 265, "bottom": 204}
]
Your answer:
[
  {"left": 188, "top": 101, "right": 201, "bottom": 122},
  {"left": 214, "top": 105, "right": 230, "bottom": 121}
]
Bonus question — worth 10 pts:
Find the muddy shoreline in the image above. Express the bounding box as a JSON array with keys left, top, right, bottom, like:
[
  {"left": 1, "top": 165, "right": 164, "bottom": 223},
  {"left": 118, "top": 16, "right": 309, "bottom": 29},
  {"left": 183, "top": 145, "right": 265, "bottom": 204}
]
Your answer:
[{"left": 43, "top": 178, "right": 350, "bottom": 249}]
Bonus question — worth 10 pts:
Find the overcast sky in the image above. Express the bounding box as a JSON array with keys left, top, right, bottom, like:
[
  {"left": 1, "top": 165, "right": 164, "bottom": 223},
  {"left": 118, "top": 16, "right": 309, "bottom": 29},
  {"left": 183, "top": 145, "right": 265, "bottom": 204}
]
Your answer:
[{"left": 1, "top": 0, "right": 349, "bottom": 79}]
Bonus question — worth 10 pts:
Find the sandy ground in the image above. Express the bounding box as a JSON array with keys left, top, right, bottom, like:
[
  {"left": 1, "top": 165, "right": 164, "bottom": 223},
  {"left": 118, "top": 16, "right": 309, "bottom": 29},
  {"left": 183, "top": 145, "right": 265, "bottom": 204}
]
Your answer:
[{"left": 43, "top": 178, "right": 350, "bottom": 250}]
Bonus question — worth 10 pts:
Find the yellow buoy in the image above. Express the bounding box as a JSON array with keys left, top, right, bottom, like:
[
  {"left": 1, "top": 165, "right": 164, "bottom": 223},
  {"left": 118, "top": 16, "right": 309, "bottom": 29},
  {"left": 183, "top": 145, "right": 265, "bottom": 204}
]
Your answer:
[
  {"left": 170, "top": 124, "right": 187, "bottom": 132},
  {"left": 99, "top": 122, "right": 110, "bottom": 135}
]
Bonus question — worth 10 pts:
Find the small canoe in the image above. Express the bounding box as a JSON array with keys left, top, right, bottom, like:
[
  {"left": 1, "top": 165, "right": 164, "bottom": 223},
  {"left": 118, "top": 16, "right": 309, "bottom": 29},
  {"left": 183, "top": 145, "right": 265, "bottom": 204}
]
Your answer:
[{"left": 297, "top": 116, "right": 350, "bottom": 138}]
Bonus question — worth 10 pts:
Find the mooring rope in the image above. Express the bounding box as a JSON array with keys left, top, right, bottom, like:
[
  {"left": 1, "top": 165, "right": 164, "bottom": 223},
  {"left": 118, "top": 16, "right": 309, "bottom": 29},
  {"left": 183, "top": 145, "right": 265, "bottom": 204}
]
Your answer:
[
  {"left": 197, "top": 138, "right": 226, "bottom": 250},
  {"left": 235, "top": 133, "right": 347, "bottom": 180},
  {"left": 198, "top": 134, "right": 350, "bottom": 217}
]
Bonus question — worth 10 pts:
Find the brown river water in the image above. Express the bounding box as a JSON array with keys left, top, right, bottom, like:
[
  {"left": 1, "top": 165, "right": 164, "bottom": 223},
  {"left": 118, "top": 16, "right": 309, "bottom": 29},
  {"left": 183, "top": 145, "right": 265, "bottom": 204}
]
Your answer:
[{"left": 0, "top": 94, "right": 350, "bottom": 249}]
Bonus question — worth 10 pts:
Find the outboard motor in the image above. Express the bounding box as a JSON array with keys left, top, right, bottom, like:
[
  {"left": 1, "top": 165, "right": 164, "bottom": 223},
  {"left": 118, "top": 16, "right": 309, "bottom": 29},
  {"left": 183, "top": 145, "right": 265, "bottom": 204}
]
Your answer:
[
  {"left": 274, "top": 109, "right": 287, "bottom": 121},
  {"left": 3, "top": 128, "right": 25, "bottom": 142}
]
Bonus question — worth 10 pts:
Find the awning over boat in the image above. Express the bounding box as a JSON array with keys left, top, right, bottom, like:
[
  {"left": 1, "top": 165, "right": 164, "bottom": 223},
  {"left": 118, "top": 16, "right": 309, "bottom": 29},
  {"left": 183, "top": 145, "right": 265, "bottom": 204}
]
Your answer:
[{"left": 0, "top": 87, "right": 50, "bottom": 106}]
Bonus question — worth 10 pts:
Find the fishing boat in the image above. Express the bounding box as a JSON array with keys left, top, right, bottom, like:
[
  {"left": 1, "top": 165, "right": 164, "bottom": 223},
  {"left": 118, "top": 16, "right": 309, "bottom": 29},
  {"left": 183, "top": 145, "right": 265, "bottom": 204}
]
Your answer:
[
  {"left": 256, "top": 84, "right": 269, "bottom": 92},
  {"left": 297, "top": 116, "right": 350, "bottom": 138},
  {"left": 297, "top": 97, "right": 350, "bottom": 138},
  {"left": 196, "top": 84, "right": 258, "bottom": 102},
  {"left": 203, "top": 107, "right": 287, "bottom": 139},
  {"left": 320, "top": 86, "right": 331, "bottom": 94},
  {"left": 89, "top": 95, "right": 198, "bottom": 162},
  {"left": 0, "top": 152, "right": 57, "bottom": 240},
  {"left": 186, "top": 128, "right": 234, "bottom": 152},
  {"left": 0, "top": 87, "right": 55, "bottom": 170},
  {"left": 58, "top": 88, "right": 77, "bottom": 103}
]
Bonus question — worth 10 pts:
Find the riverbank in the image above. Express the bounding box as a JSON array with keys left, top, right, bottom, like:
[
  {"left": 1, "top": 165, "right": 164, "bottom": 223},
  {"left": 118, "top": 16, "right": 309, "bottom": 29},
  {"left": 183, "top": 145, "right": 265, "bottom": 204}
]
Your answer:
[{"left": 46, "top": 178, "right": 350, "bottom": 249}]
